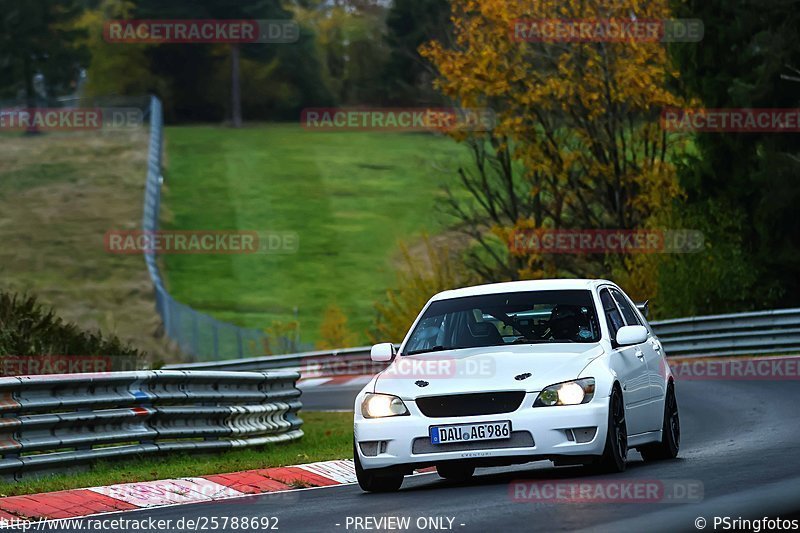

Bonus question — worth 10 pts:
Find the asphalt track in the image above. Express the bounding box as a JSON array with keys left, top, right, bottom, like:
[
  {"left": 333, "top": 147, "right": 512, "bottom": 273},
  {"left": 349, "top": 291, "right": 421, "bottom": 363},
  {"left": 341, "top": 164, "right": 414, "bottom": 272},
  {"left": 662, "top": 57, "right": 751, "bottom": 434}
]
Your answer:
[{"left": 40, "top": 380, "right": 800, "bottom": 532}]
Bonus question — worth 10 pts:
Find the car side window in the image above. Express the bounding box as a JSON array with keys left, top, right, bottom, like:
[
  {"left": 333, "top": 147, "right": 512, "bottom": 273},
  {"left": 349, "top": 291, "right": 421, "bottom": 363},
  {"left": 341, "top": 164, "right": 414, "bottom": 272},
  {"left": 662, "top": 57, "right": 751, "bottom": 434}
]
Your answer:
[
  {"left": 600, "top": 289, "right": 625, "bottom": 341},
  {"left": 611, "top": 289, "right": 641, "bottom": 326}
]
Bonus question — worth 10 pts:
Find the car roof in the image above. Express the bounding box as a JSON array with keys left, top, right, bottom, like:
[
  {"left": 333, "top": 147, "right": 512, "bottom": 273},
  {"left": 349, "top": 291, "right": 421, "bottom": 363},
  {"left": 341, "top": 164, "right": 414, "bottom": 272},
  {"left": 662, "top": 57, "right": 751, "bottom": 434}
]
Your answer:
[{"left": 430, "top": 279, "right": 614, "bottom": 302}]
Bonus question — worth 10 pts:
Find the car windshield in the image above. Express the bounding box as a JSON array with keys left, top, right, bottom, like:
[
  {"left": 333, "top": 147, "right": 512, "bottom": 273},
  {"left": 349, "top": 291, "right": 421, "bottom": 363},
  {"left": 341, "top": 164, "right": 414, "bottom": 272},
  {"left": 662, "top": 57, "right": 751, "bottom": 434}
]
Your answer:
[{"left": 403, "top": 290, "right": 601, "bottom": 355}]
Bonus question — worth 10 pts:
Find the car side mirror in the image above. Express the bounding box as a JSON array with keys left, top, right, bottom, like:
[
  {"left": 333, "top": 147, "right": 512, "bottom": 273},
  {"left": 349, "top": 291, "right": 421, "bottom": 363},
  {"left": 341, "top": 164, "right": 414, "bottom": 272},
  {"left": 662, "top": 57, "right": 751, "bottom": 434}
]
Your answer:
[
  {"left": 616, "top": 325, "right": 648, "bottom": 346},
  {"left": 370, "top": 342, "right": 396, "bottom": 362}
]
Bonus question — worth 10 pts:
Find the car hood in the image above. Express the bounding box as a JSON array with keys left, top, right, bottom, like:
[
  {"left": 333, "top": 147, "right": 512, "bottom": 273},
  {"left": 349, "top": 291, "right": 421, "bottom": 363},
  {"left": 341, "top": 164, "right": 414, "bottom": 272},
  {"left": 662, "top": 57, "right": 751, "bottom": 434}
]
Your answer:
[{"left": 373, "top": 344, "right": 605, "bottom": 399}]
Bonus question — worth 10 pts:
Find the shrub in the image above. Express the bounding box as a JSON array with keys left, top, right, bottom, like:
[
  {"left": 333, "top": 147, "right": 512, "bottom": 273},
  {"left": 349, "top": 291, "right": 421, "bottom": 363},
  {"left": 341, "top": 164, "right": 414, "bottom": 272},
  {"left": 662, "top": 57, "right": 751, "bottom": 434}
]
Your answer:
[{"left": 0, "top": 290, "right": 144, "bottom": 369}]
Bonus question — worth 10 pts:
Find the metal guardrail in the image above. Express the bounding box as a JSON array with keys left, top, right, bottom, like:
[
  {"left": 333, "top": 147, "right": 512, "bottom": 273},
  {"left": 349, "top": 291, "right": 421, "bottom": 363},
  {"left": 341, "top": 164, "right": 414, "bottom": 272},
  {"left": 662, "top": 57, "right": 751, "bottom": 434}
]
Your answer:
[
  {"left": 166, "top": 308, "right": 800, "bottom": 373},
  {"left": 168, "top": 346, "right": 377, "bottom": 373},
  {"left": 650, "top": 308, "right": 800, "bottom": 357},
  {"left": 142, "top": 96, "right": 303, "bottom": 360},
  {"left": 0, "top": 370, "right": 302, "bottom": 478}
]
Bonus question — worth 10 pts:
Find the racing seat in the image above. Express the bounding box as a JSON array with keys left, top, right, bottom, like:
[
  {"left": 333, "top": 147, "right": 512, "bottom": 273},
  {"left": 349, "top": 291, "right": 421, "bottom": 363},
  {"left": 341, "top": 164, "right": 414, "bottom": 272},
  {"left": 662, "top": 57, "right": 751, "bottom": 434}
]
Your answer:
[{"left": 458, "top": 321, "right": 504, "bottom": 348}]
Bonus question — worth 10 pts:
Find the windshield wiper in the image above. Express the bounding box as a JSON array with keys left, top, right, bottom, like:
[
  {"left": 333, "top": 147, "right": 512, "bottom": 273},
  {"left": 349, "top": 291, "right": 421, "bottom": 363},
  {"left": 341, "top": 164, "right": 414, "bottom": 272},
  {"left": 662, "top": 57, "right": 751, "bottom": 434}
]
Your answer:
[{"left": 406, "top": 345, "right": 462, "bottom": 355}]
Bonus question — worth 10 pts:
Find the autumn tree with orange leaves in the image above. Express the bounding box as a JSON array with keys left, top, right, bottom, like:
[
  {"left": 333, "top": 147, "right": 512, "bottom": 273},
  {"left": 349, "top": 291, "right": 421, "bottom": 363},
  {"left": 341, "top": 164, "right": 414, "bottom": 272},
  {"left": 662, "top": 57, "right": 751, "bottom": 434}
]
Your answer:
[{"left": 421, "top": 0, "right": 689, "bottom": 299}]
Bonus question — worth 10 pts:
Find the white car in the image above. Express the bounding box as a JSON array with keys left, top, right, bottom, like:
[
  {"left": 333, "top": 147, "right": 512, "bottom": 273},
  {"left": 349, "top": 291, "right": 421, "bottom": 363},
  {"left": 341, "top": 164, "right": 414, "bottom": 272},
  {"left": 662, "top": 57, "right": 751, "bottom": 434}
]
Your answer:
[{"left": 353, "top": 279, "right": 679, "bottom": 492}]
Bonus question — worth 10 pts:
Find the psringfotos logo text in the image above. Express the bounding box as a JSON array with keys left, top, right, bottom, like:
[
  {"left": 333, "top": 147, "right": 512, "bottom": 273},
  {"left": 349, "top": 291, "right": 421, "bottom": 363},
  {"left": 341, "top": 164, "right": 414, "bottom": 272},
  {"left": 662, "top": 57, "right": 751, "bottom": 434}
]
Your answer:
[
  {"left": 105, "top": 230, "right": 299, "bottom": 255},
  {"left": 510, "top": 229, "right": 704, "bottom": 254},
  {"left": 511, "top": 19, "right": 704, "bottom": 43},
  {"left": 104, "top": 19, "right": 299, "bottom": 44},
  {"left": 0, "top": 108, "right": 143, "bottom": 131},
  {"left": 300, "top": 108, "right": 496, "bottom": 132}
]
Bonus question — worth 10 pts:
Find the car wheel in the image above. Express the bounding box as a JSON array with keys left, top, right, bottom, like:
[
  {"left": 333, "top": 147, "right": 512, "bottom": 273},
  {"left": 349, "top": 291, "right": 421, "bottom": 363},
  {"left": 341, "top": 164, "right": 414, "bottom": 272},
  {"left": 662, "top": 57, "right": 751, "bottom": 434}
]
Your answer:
[
  {"left": 640, "top": 383, "right": 680, "bottom": 461},
  {"left": 592, "top": 386, "right": 628, "bottom": 473},
  {"left": 354, "top": 441, "right": 403, "bottom": 493},
  {"left": 436, "top": 463, "right": 475, "bottom": 482}
]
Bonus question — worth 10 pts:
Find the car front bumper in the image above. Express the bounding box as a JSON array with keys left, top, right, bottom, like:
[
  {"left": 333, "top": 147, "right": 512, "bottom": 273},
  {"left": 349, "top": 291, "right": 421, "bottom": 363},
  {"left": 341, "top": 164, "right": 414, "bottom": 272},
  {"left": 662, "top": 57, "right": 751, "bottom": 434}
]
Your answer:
[{"left": 354, "top": 393, "right": 609, "bottom": 471}]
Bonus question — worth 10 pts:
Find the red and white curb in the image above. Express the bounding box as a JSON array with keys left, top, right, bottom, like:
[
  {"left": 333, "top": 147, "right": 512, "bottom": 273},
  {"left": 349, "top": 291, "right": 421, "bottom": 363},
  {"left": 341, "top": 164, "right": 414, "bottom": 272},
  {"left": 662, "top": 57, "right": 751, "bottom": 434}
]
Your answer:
[{"left": 0, "top": 460, "right": 377, "bottom": 521}]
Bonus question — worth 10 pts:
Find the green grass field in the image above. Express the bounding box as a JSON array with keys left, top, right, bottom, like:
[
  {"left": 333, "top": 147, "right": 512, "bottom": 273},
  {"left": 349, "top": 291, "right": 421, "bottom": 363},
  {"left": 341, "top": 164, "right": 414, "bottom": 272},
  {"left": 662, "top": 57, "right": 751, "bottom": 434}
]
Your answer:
[{"left": 161, "top": 125, "right": 467, "bottom": 346}]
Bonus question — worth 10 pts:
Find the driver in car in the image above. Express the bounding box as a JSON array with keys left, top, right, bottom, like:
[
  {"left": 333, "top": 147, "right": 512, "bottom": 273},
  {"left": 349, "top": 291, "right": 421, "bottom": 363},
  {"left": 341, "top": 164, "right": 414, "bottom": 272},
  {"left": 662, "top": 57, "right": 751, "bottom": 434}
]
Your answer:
[{"left": 544, "top": 305, "right": 593, "bottom": 342}]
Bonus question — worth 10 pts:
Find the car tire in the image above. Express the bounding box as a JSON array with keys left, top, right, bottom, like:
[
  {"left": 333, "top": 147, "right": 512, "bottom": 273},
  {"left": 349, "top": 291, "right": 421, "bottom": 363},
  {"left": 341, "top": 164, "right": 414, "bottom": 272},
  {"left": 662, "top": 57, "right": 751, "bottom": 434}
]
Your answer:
[
  {"left": 592, "top": 386, "right": 628, "bottom": 473},
  {"left": 354, "top": 441, "right": 404, "bottom": 493},
  {"left": 640, "top": 382, "right": 680, "bottom": 462},
  {"left": 436, "top": 463, "right": 475, "bottom": 482}
]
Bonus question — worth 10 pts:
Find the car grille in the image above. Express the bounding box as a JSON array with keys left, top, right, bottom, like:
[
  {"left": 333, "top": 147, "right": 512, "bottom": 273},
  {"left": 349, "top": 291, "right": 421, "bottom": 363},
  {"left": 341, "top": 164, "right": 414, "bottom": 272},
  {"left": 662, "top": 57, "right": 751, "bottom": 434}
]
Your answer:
[
  {"left": 412, "top": 431, "right": 534, "bottom": 454},
  {"left": 415, "top": 391, "right": 526, "bottom": 417}
]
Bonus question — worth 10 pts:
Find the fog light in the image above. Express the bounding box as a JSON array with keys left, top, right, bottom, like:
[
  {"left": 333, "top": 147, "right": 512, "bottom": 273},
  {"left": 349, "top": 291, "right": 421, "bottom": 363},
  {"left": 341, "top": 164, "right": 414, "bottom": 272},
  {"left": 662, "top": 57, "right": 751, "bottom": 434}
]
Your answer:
[{"left": 359, "top": 441, "right": 380, "bottom": 457}]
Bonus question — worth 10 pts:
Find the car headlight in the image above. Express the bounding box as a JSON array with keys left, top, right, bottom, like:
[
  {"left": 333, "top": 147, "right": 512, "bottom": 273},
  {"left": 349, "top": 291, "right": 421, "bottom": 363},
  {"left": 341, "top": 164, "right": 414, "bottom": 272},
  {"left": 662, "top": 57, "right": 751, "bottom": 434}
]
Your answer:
[
  {"left": 533, "top": 378, "right": 595, "bottom": 407},
  {"left": 361, "top": 393, "right": 409, "bottom": 418}
]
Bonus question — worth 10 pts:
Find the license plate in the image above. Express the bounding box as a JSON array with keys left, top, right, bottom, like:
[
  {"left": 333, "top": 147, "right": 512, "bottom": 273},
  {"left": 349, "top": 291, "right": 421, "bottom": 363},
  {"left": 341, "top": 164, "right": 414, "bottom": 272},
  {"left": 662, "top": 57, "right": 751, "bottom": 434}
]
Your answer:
[{"left": 430, "top": 420, "right": 512, "bottom": 445}]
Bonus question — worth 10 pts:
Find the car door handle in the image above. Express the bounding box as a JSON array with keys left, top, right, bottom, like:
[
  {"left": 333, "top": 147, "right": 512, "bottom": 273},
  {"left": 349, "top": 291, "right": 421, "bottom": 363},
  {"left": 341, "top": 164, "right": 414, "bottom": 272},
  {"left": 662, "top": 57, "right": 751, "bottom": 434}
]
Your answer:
[{"left": 635, "top": 350, "right": 645, "bottom": 360}]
